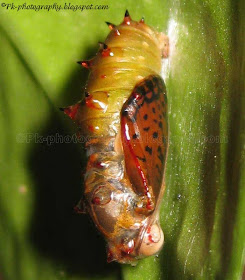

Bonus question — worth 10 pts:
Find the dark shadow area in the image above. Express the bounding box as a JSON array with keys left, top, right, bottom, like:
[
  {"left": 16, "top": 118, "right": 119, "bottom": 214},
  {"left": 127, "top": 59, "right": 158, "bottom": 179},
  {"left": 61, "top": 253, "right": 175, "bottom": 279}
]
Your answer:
[
  {"left": 161, "top": 208, "right": 189, "bottom": 280},
  {"left": 27, "top": 45, "right": 121, "bottom": 278},
  {"left": 200, "top": 110, "right": 220, "bottom": 250},
  {"left": 198, "top": 1, "right": 224, "bottom": 270},
  {"left": 0, "top": 195, "right": 21, "bottom": 280},
  {"left": 222, "top": 1, "right": 244, "bottom": 276},
  {"left": 160, "top": 143, "right": 190, "bottom": 279}
]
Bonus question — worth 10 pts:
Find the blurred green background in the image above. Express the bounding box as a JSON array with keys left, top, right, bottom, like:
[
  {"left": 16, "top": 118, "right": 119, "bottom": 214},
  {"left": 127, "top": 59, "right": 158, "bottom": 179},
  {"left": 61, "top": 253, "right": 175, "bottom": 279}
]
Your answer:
[{"left": 0, "top": 0, "right": 244, "bottom": 279}]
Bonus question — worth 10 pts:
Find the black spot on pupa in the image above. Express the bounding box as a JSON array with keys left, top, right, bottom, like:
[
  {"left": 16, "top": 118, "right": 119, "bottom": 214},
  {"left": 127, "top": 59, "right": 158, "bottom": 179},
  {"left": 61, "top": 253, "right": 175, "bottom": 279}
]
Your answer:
[
  {"left": 159, "top": 121, "right": 163, "bottom": 128},
  {"left": 137, "top": 156, "right": 146, "bottom": 162},
  {"left": 145, "top": 80, "right": 153, "bottom": 90},
  {"left": 122, "top": 110, "right": 128, "bottom": 116},
  {"left": 153, "top": 119, "right": 158, "bottom": 123},
  {"left": 153, "top": 132, "right": 158, "bottom": 138},
  {"left": 157, "top": 146, "right": 164, "bottom": 162},
  {"left": 143, "top": 114, "right": 148, "bottom": 120},
  {"left": 152, "top": 76, "right": 160, "bottom": 86},
  {"left": 145, "top": 146, "right": 152, "bottom": 155},
  {"left": 143, "top": 127, "right": 150, "bottom": 131},
  {"left": 133, "top": 133, "right": 139, "bottom": 139},
  {"left": 152, "top": 107, "right": 156, "bottom": 113},
  {"left": 137, "top": 86, "right": 146, "bottom": 96},
  {"left": 156, "top": 164, "right": 161, "bottom": 173}
]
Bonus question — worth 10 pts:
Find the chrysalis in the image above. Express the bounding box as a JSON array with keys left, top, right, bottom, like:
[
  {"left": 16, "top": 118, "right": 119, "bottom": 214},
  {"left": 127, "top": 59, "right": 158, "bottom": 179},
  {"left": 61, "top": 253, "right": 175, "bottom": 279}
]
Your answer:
[{"left": 61, "top": 10, "right": 169, "bottom": 265}]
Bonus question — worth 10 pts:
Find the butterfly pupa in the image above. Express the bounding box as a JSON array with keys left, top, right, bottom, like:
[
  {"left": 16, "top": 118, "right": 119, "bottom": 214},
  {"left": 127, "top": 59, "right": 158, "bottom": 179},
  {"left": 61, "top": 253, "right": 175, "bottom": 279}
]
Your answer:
[{"left": 61, "top": 10, "right": 169, "bottom": 264}]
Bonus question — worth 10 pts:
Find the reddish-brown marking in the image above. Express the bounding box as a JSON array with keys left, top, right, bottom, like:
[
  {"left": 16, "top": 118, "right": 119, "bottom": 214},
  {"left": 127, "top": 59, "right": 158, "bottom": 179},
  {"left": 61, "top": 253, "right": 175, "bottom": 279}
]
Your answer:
[
  {"left": 139, "top": 18, "right": 145, "bottom": 23},
  {"left": 92, "top": 197, "right": 101, "bottom": 205},
  {"left": 95, "top": 161, "right": 104, "bottom": 169},
  {"left": 101, "top": 74, "right": 107, "bottom": 79},
  {"left": 87, "top": 154, "right": 105, "bottom": 169},
  {"left": 148, "top": 234, "right": 154, "bottom": 243},
  {"left": 85, "top": 95, "right": 103, "bottom": 110},
  {"left": 79, "top": 60, "right": 92, "bottom": 69},
  {"left": 107, "top": 249, "right": 114, "bottom": 263},
  {"left": 133, "top": 92, "right": 143, "bottom": 101},
  {"left": 73, "top": 206, "right": 84, "bottom": 214},
  {"left": 121, "top": 241, "right": 135, "bottom": 255},
  {"left": 123, "top": 11, "right": 131, "bottom": 25},
  {"left": 88, "top": 125, "right": 95, "bottom": 132},
  {"left": 146, "top": 201, "right": 153, "bottom": 210},
  {"left": 121, "top": 75, "right": 167, "bottom": 211},
  {"left": 146, "top": 227, "right": 153, "bottom": 243},
  {"left": 106, "top": 22, "right": 115, "bottom": 30},
  {"left": 63, "top": 103, "right": 79, "bottom": 120},
  {"left": 121, "top": 116, "right": 152, "bottom": 209},
  {"left": 102, "top": 48, "right": 112, "bottom": 57}
]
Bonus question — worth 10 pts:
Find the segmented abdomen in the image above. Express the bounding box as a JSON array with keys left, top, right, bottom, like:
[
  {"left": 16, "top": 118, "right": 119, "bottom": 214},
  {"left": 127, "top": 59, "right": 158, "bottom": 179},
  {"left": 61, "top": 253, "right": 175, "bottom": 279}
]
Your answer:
[
  {"left": 62, "top": 11, "right": 169, "bottom": 265},
  {"left": 75, "top": 14, "right": 166, "bottom": 138}
]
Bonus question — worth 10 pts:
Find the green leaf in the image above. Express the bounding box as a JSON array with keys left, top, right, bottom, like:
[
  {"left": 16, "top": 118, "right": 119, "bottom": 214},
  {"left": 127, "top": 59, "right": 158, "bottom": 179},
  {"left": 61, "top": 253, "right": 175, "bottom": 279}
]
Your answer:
[{"left": 0, "top": 0, "right": 244, "bottom": 280}]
